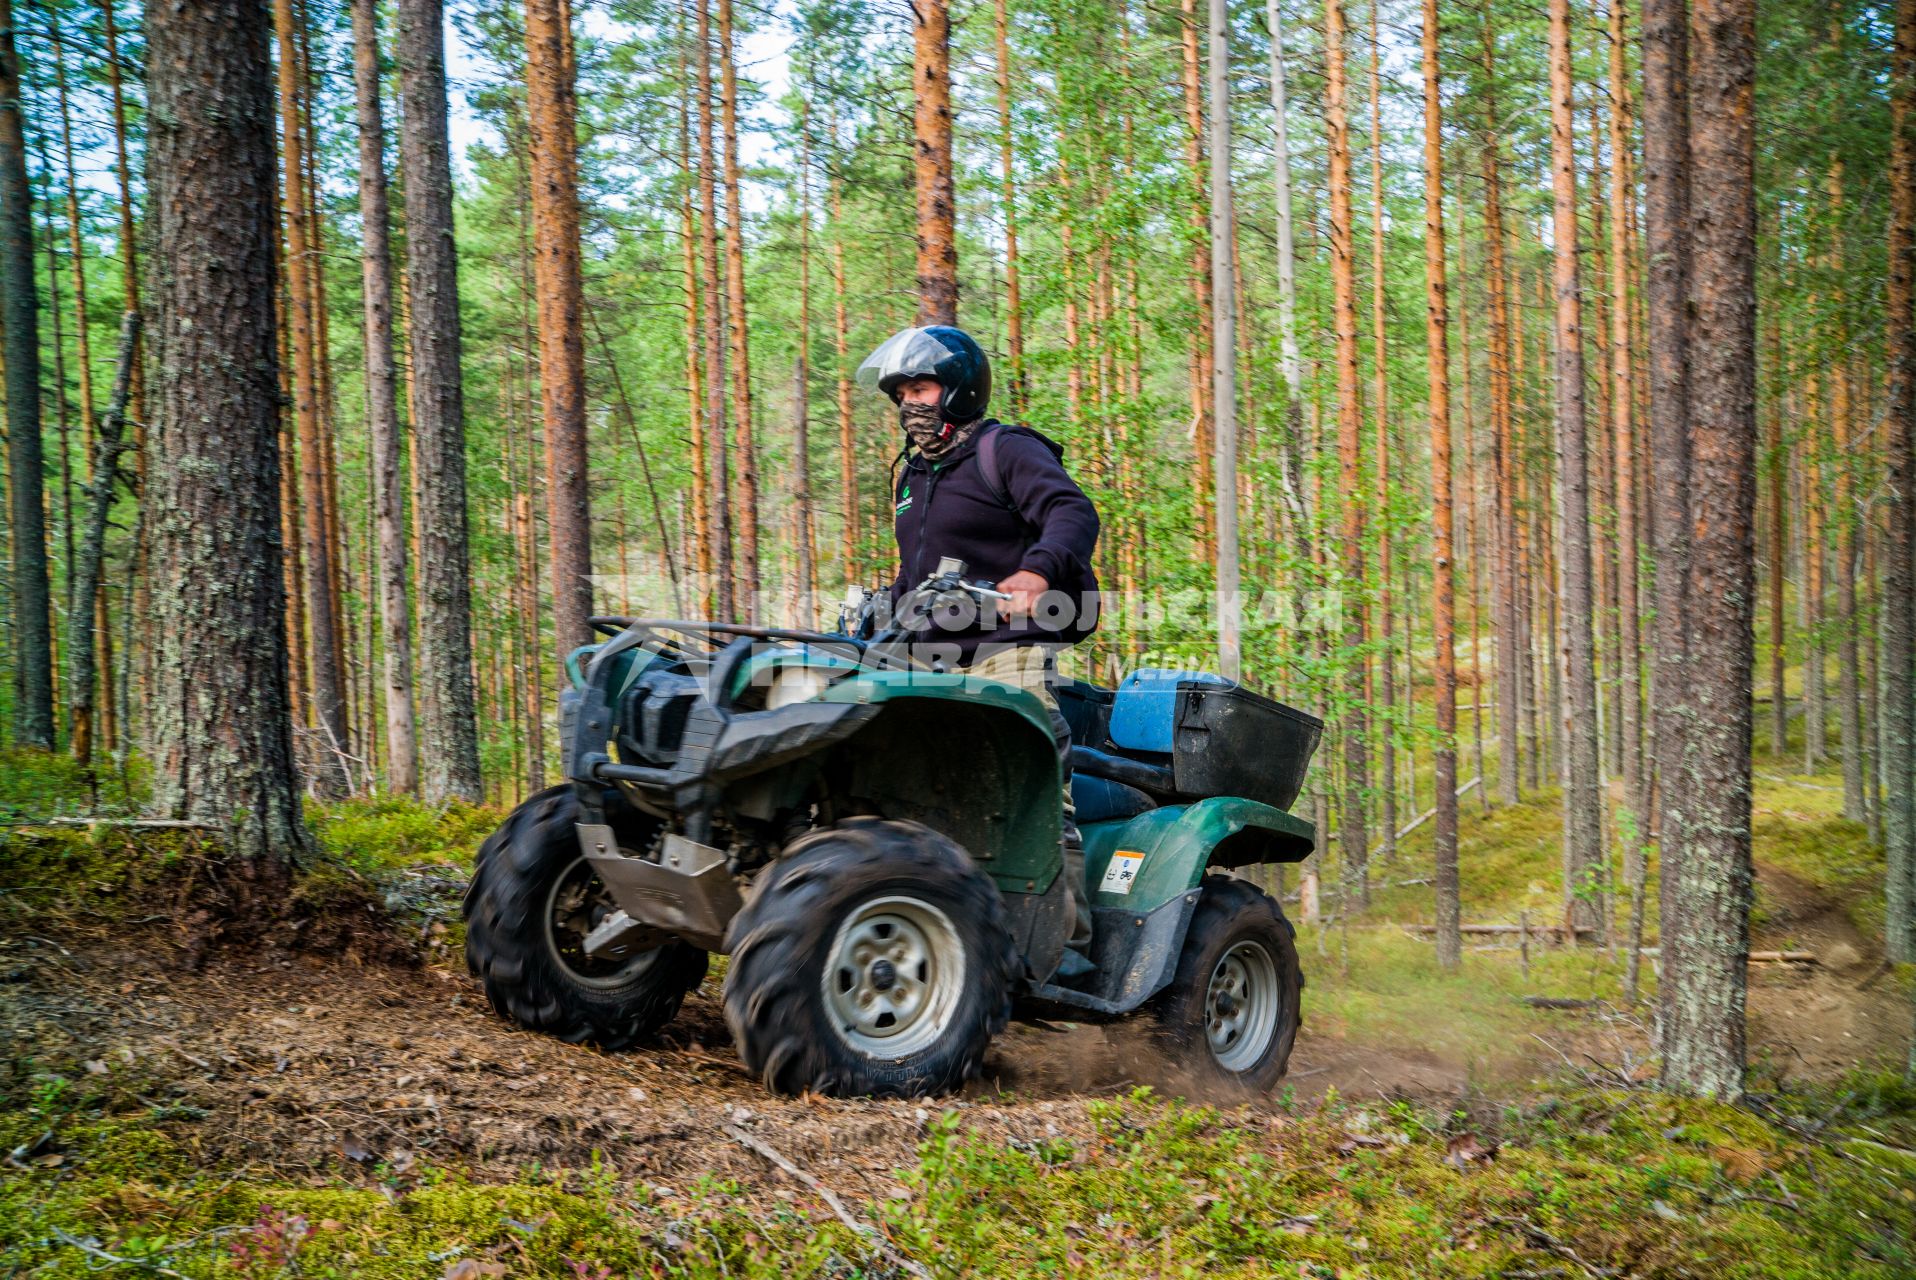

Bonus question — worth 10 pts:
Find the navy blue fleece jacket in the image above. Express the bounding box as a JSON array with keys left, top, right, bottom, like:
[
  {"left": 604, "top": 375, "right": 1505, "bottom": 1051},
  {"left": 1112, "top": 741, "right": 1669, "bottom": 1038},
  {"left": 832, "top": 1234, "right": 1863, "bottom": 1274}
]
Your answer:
[{"left": 889, "top": 421, "right": 1102, "bottom": 662}]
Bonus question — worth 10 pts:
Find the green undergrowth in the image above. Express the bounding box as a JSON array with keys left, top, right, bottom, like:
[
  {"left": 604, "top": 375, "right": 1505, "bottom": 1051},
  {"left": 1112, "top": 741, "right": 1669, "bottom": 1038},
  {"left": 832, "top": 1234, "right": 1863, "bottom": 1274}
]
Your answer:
[
  {"left": 0, "top": 748, "right": 150, "bottom": 821},
  {"left": 1298, "top": 924, "right": 1633, "bottom": 1078},
  {"left": 306, "top": 796, "right": 500, "bottom": 876},
  {"left": 0, "top": 749, "right": 499, "bottom": 933},
  {"left": 3, "top": 1078, "right": 1911, "bottom": 1278}
]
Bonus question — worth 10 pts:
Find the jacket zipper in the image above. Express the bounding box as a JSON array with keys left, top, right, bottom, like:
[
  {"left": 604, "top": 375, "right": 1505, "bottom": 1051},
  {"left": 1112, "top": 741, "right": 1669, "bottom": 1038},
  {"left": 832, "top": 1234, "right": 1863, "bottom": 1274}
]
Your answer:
[{"left": 915, "top": 459, "right": 942, "bottom": 582}]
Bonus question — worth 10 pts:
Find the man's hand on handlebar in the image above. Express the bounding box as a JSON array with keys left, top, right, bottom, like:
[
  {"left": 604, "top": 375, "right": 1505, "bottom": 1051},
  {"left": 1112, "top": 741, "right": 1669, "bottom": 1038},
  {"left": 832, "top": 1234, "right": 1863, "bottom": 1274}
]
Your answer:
[{"left": 994, "top": 569, "right": 1049, "bottom": 620}]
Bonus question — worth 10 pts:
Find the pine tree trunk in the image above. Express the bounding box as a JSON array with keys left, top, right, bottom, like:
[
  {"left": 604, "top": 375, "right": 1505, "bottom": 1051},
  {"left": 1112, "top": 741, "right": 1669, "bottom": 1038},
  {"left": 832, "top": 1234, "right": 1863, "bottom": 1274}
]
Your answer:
[
  {"left": 1883, "top": 0, "right": 1916, "bottom": 963},
  {"left": 1658, "top": 0, "right": 1759, "bottom": 1100},
  {"left": 526, "top": 0, "right": 595, "bottom": 656},
  {"left": 1822, "top": 159, "right": 1867, "bottom": 823},
  {"left": 1421, "top": 0, "right": 1459, "bottom": 970},
  {"left": 676, "top": 28, "right": 713, "bottom": 610},
  {"left": 715, "top": 0, "right": 760, "bottom": 604},
  {"left": 1804, "top": 417, "right": 1826, "bottom": 770},
  {"left": 830, "top": 113, "right": 858, "bottom": 584},
  {"left": 352, "top": 0, "right": 419, "bottom": 796},
  {"left": 1547, "top": 0, "right": 1606, "bottom": 935},
  {"left": 992, "top": 0, "right": 1024, "bottom": 410},
  {"left": 794, "top": 87, "right": 818, "bottom": 623},
  {"left": 102, "top": 0, "right": 142, "bottom": 754},
  {"left": 1479, "top": 17, "right": 1522, "bottom": 807},
  {"left": 1326, "top": 0, "right": 1369, "bottom": 908},
  {"left": 0, "top": 0, "right": 55, "bottom": 748},
  {"left": 1457, "top": 234, "right": 1492, "bottom": 812},
  {"left": 1181, "top": 0, "right": 1216, "bottom": 559},
  {"left": 274, "top": 0, "right": 351, "bottom": 794},
  {"left": 68, "top": 316, "right": 139, "bottom": 790},
  {"left": 1767, "top": 310, "right": 1788, "bottom": 759},
  {"left": 912, "top": 0, "right": 958, "bottom": 324},
  {"left": 144, "top": 0, "right": 307, "bottom": 867},
  {"left": 1366, "top": 0, "right": 1396, "bottom": 863},
  {"left": 396, "top": 0, "right": 483, "bottom": 803},
  {"left": 1609, "top": 0, "right": 1650, "bottom": 999},
  {"left": 50, "top": 9, "right": 102, "bottom": 763},
  {"left": 693, "top": 0, "right": 733, "bottom": 616},
  {"left": 1208, "top": 0, "right": 1241, "bottom": 681}
]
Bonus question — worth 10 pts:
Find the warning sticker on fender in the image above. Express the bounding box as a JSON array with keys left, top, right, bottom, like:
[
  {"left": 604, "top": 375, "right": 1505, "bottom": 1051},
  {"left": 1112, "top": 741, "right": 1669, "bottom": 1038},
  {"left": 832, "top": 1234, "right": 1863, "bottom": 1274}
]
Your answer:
[{"left": 1100, "top": 850, "right": 1145, "bottom": 895}]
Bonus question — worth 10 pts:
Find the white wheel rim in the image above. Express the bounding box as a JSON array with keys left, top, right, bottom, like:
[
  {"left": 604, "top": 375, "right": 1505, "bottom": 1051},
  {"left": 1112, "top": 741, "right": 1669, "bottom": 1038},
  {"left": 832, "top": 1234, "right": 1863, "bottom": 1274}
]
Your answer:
[
  {"left": 543, "top": 855, "right": 663, "bottom": 990},
  {"left": 1205, "top": 939, "right": 1281, "bottom": 1073},
  {"left": 823, "top": 895, "right": 967, "bottom": 1060}
]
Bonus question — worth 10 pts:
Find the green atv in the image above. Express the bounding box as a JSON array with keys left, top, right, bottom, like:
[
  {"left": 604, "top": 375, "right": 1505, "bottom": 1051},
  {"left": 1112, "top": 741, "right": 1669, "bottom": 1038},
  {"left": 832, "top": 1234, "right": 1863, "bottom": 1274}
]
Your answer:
[{"left": 463, "top": 559, "right": 1324, "bottom": 1098}]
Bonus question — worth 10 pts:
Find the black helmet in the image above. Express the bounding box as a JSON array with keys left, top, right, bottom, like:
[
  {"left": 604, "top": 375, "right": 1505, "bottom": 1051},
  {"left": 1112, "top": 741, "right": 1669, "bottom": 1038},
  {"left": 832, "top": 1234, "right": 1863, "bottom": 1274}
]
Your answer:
[{"left": 855, "top": 325, "right": 992, "bottom": 422}]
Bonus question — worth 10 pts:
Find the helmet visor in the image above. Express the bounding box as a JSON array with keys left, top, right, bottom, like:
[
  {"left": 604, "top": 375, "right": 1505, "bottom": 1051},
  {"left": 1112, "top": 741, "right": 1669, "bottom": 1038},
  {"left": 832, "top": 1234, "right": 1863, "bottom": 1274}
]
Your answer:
[{"left": 855, "top": 327, "right": 954, "bottom": 396}]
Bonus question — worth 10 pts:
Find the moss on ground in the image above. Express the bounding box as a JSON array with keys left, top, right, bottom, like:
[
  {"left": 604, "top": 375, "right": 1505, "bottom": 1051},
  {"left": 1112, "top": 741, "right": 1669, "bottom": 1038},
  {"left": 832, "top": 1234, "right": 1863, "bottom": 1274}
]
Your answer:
[{"left": 2, "top": 1081, "right": 1910, "bottom": 1278}]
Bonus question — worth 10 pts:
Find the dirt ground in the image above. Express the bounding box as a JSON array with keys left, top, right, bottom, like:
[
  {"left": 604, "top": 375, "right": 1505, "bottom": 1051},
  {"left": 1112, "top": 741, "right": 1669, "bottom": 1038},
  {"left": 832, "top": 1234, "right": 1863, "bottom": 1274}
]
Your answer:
[{"left": 2, "top": 860, "right": 1907, "bottom": 1204}]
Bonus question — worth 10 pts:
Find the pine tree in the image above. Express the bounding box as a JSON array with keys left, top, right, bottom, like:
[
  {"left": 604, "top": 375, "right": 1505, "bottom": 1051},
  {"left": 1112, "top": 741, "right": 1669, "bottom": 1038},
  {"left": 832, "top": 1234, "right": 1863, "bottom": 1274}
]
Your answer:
[
  {"left": 397, "top": 0, "right": 483, "bottom": 803},
  {"left": 144, "top": 0, "right": 307, "bottom": 865},
  {"left": 0, "top": 0, "right": 55, "bottom": 749},
  {"left": 351, "top": 0, "right": 419, "bottom": 796},
  {"left": 526, "top": 0, "right": 595, "bottom": 655}
]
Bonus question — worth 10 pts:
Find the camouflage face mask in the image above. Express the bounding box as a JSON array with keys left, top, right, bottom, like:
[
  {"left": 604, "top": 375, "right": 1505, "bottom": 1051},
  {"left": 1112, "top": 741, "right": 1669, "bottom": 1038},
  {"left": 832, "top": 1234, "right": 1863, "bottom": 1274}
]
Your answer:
[{"left": 899, "top": 400, "right": 980, "bottom": 461}]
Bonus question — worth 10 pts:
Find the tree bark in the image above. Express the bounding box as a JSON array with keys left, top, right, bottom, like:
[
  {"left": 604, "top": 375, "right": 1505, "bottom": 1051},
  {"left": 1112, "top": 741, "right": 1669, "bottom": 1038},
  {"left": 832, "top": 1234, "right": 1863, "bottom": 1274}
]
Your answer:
[
  {"left": 1826, "top": 158, "right": 1867, "bottom": 824},
  {"left": 49, "top": 7, "right": 105, "bottom": 764},
  {"left": 1609, "top": 0, "right": 1649, "bottom": 999},
  {"left": 0, "top": 0, "right": 54, "bottom": 748},
  {"left": 526, "top": 0, "right": 594, "bottom": 656},
  {"left": 144, "top": 0, "right": 307, "bottom": 866},
  {"left": 912, "top": 0, "right": 958, "bottom": 324},
  {"left": 1366, "top": 0, "right": 1396, "bottom": 863},
  {"left": 1181, "top": 0, "right": 1216, "bottom": 559},
  {"left": 1421, "top": 0, "right": 1459, "bottom": 970},
  {"left": 828, "top": 110, "right": 857, "bottom": 585},
  {"left": 1209, "top": 0, "right": 1240, "bottom": 681},
  {"left": 992, "top": 0, "right": 1024, "bottom": 411},
  {"left": 1326, "top": 0, "right": 1369, "bottom": 907},
  {"left": 273, "top": 0, "right": 351, "bottom": 794},
  {"left": 1659, "top": 0, "right": 1757, "bottom": 1100},
  {"left": 793, "top": 83, "right": 818, "bottom": 623},
  {"left": 693, "top": 0, "right": 733, "bottom": 616},
  {"left": 1478, "top": 17, "right": 1521, "bottom": 808},
  {"left": 716, "top": 0, "right": 760, "bottom": 604},
  {"left": 397, "top": 0, "right": 483, "bottom": 803},
  {"left": 1767, "top": 309, "right": 1787, "bottom": 759},
  {"left": 676, "top": 25, "right": 713, "bottom": 611},
  {"left": 1546, "top": 0, "right": 1605, "bottom": 935},
  {"left": 1884, "top": 0, "right": 1916, "bottom": 962},
  {"left": 68, "top": 315, "right": 139, "bottom": 788},
  {"left": 352, "top": 0, "right": 419, "bottom": 796}
]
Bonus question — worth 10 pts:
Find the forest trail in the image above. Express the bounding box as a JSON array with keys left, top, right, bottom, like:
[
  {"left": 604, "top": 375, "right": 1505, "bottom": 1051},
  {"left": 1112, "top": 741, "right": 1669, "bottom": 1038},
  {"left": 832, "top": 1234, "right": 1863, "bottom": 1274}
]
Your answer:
[{"left": 4, "top": 857, "right": 1903, "bottom": 1203}]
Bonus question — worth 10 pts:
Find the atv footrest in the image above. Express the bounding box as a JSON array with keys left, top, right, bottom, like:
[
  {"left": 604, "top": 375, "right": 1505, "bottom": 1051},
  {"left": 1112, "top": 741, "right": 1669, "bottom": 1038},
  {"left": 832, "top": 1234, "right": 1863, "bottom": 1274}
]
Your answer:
[{"left": 1020, "top": 890, "right": 1202, "bottom": 1018}]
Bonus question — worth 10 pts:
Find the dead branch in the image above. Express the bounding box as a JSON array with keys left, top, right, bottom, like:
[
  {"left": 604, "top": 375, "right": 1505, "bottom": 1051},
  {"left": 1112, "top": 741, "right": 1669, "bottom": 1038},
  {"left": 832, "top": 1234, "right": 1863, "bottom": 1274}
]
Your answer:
[{"left": 724, "top": 1125, "right": 929, "bottom": 1279}]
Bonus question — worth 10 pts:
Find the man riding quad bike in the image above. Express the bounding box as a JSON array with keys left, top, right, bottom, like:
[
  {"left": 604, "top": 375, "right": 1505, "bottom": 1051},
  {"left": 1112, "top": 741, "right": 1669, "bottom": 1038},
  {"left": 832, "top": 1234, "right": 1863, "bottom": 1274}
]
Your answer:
[{"left": 462, "top": 329, "right": 1323, "bottom": 1098}]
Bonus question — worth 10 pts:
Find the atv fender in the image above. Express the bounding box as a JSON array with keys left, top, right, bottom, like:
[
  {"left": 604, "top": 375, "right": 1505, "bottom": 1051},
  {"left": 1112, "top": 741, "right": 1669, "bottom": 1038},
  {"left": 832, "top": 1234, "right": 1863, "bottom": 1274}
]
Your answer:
[
  {"left": 1025, "top": 799, "right": 1315, "bottom": 1018},
  {"left": 816, "top": 669, "right": 1065, "bottom": 898}
]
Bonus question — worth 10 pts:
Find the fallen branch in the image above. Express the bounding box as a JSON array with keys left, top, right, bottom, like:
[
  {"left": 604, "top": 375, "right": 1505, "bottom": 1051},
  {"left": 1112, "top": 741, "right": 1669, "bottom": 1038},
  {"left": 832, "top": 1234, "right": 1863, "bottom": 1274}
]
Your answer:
[
  {"left": 1521, "top": 996, "right": 1601, "bottom": 1010},
  {"left": 1400, "top": 924, "right": 1599, "bottom": 938},
  {"left": 1, "top": 817, "right": 212, "bottom": 830},
  {"left": 724, "top": 1125, "right": 929, "bottom": 1278},
  {"left": 1324, "top": 776, "right": 1483, "bottom": 854},
  {"left": 1632, "top": 948, "right": 1816, "bottom": 965},
  {"left": 52, "top": 1228, "right": 190, "bottom": 1279},
  {"left": 1482, "top": 1213, "right": 1618, "bottom": 1279}
]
